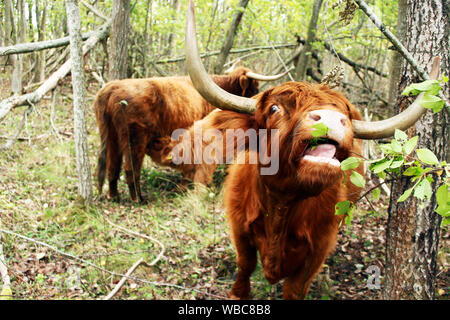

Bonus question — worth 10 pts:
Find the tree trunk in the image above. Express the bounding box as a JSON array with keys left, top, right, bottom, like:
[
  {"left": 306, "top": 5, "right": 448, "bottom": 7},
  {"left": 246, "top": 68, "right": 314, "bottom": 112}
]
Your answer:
[
  {"left": 165, "top": 0, "right": 179, "bottom": 57},
  {"left": 295, "top": 0, "right": 323, "bottom": 81},
  {"left": 109, "top": 0, "right": 130, "bottom": 80},
  {"left": 384, "top": 0, "right": 449, "bottom": 300},
  {"left": 11, "top": 0, "right": 26, "bottom": 95},
  {"left": 387, "top": 0, "right": 406, "bottom": 113},
  {"left": 34, "top": 0, "right": 48, "bottom": 83},
  {"left": 213, "top": 0, "right": 250, "bottom": 74},
  {"left": 65, "top": 0, "right": 93, "bottom": 205}
]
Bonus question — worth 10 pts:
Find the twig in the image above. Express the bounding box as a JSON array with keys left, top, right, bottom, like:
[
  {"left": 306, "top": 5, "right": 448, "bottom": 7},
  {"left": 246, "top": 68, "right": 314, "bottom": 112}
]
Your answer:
[
  {"left": 354, "top": 0, "right": 450, "bottom": 112},
  {"left": 104, "top": 258, "right": 144, "bottom": 300},
  {"left": 353, "top": 0, "right": 427, "bottom": 80},
  {"left": 0, "top": 227, "right": 226, "bottom": 299},
  {"left": 0, "top": 106, "right": 32, "bottom": 150},
  {"left": 50, "top": 89, "right": 63, "bottom": 143},
  {"left": 103, "top": 216, "right": 165, "bottom": 267},
  {"left": 80, "top": 0, "right": 108, "bottom": 21}
]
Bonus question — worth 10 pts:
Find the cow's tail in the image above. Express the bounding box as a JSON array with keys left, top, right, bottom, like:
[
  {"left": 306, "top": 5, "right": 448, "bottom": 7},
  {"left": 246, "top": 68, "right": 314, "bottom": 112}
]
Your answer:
[{"left": 94, "top": 89, "right": 110, "bottom": 196}]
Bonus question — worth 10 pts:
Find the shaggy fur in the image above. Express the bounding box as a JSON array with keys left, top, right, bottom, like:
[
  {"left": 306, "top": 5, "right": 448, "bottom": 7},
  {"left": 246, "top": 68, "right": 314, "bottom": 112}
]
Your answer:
[
  {"left": 94, "top": 67, "right": 259, "bottom": 201},
  {"left": 200, "top": 82, "right": 364, "bottom": 299}
]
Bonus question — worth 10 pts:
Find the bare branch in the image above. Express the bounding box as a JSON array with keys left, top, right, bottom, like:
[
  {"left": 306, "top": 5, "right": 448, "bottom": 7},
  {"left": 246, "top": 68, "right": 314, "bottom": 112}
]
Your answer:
[
  {"left": 80, "top": 0, "right": 108, "bottom": 21},
  {"left": 0, "top": 20, "right": 112, "bottom": 123}
]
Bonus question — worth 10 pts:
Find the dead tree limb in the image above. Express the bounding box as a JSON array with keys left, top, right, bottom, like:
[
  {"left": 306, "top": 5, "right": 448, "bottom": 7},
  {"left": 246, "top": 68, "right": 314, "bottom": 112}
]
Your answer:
[
  {"left": 0, "top": 21, "right": 109, "bottom": 56},
  {"left": 0, "top": 20, "right": 111, "bottom": 123},
  {"left": 80, "top": 0, "right": 108, "bottom": 21}
]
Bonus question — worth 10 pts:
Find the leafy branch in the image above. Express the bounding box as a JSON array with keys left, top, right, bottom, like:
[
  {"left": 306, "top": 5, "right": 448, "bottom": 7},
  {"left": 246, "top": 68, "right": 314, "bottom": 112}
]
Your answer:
[{"left": 336, "top": 77, "right": 449, "bottom": 229}]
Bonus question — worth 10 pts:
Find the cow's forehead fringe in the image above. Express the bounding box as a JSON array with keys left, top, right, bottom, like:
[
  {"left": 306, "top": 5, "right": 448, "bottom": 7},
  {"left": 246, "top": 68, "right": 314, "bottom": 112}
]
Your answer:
[{"left": 260, "top": 81, "right": 352, "bottom": 112}]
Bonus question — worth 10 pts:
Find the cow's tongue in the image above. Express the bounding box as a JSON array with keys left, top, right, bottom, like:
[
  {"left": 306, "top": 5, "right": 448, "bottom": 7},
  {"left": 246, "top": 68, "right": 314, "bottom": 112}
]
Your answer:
[{"left": 305, "top": 143, "right": 336, "bottom": 158}]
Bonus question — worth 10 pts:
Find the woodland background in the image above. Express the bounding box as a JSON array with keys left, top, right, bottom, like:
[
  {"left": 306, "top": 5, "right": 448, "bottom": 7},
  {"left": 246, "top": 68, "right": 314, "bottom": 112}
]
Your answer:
[{"left": 0, "top": 0, "right": 448, "bottom": 300}]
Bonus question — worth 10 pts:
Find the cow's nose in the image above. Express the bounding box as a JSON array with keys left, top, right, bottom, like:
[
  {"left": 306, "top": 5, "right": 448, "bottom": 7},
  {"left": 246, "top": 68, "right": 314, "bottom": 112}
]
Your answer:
[{"left": 307, "top": 110, "right": 348, "bottom": 144}]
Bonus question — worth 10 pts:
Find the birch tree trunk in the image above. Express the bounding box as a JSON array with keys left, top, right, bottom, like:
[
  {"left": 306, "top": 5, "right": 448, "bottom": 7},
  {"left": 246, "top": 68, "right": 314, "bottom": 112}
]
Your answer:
[
  {"left": 384, "top": 0, "right": 449, "bottom": 300},
  {"left": 213, "top": 0, "right": 250, "bottom": 74},
  {"left": 66, "top": 0, "right": 93, "bottom": 205},
  {"left": 295, "top": 0, "right": 323, "bottom": 81},
  {"left": 34, "top": 0, "right": 48, "bottom": 83},
  {"left": 109, "top": 0, "right": 130, "bottom": 80},
  {"left": 387, "top": 0, "right": 406, "bottom": 113}
]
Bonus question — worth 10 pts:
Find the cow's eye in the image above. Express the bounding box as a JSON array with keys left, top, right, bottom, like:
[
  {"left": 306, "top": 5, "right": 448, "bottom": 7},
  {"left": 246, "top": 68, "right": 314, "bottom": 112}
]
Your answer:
[{"left": 270, "top": 105, "right": 280, "bottom": 114}]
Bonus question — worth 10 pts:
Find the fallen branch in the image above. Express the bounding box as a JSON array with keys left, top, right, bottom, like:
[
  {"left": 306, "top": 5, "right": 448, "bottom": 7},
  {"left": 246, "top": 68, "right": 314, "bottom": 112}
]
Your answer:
[
  {"left": 104, "top": 216, "right": 165, "bottom": 267},
  {"left": 0, "top": 20, "right": 111, "bottom": 124},
  {"left": 0, "top": 227, "right": 226, "bottom": 299},
  {"left": 0, "top": 26, "right": 104, "bottom": 56},
  {"left": 104, "top": 258, "right": 143, "bottom": 300},
  {"left": 104, "top": 258, "right": 144, "bottom": 300}
]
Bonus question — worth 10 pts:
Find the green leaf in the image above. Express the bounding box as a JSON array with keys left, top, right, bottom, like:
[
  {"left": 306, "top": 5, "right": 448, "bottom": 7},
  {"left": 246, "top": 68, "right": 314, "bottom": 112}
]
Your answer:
[
  {"left": 414, "top": 179, "right": 432, "bottom": 200},
  {"left": 398, "top": 186, "right": 414, "bottom": 202},
  {"left": 371, "top": 159, "right": 393, "bottom": 174},
  {"left": 379, "top": 144, "right": 394, "bottom": 155},
  {"left": 402, "top": 80, "right": 440, "bottom": 96},
  {"left": 394, "top": 129, "right": 408, "bottom": 142},
  {"left": 335, "top": 200, "right": 352, "bottom": 216},
  {"left": 350, "top": 171, "right": 366, "bottom": 188},
  {"left": 402, "top": 166, "right": 423, "bottom": 176},
  {"left": 390, "top": 159, "right": 404, "bottom": 169},
  {"left": 391, "top": 139, "right": 402, "bottom": 153},
  {"left": 420, "top": 93, "right": 445, "bottom": 113},
  {"left": 403, "top": 136, "right": 418, "bottom": 155},
  {"left": 416, "top": 148, "right": 439, "bottom": 165},
  {"left": 340, "top": 157, "right": 363, "bottom": 171},
  {"left": 372, "top": 188, "right": 381, "bottom": 200},
  {"left": 435, "top": 184, "right": 450, "bottom": 217},
  {"left": 441, "top": 217, "right": 450, "bottom": 228},
  {"left": 311, "top": 123, "right": 329, "bottom": 137}
]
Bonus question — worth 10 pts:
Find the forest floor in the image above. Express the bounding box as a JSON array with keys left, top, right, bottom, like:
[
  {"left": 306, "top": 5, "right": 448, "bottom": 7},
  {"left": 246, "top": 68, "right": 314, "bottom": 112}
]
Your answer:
[{"left": 0, "top": 76, "right": 448, "bottom": 300}]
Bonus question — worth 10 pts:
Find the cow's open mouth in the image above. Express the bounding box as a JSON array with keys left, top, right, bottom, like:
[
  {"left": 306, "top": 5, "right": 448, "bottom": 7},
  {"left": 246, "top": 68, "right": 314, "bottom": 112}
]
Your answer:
[{"left": 302, "top": 138, "right": 341, "bottom": 167}]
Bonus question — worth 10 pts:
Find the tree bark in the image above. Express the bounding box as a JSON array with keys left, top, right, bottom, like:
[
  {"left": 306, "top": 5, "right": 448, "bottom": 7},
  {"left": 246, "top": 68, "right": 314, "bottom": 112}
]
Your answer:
[
  {"left": 384, "top": 0, "right": 449, "bottom": 300},
  {"left": 165, "top": 0, "right": 180, "bottom": 56},
  {"left": 387, "top": 0, "right": 406, "bottom": 113},
  {"left": 34, "top": 0, "right": 48, "bottom": 83},
  {"left": 214, "top": 0, "right": 250, "bottom": 74},
  {"left": 109, "top": 0, "right": 130, "bottom": 80},
  {"left": 295, "top": 0, "right": 323, "bottom": 81},
  {"left": 65, "top": 0, "right": 93, "bottom": 205}
]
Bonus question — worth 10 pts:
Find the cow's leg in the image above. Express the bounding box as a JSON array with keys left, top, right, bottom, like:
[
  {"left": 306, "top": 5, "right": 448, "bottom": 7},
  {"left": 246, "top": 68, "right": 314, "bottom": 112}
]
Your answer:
[
  {"left": 282, "top": 253, "right": 327, "bottom": 300},
  {"left": 229, "top": 229, "right": 257, "bottom": 300},
  {"left": 106, "top": 129, "right": 122, "bottom": 200},
  {"left": 122, "top": 126, "right": 147, "bottom": 202}
]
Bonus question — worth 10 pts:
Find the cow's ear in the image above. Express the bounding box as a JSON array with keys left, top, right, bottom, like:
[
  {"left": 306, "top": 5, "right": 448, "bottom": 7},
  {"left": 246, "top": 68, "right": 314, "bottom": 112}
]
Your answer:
[
  {"left": 254, "top": 90, "right": 272, "bottom": 128},
  {"left": 346, "top": 102, "right": 363, "bottom": 121},
  {"left": 239, "top": 75, "right": 250, "bottom": 96}
]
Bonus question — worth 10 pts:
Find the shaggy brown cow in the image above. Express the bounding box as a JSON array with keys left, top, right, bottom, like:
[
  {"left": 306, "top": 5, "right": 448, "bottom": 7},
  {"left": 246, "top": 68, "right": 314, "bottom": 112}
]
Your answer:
[
  {"left": 184, "top": 0, "right": 439, "bottom": 299},
  {"left": 94, "top": 67, "right": 287, "bottom": 201}
]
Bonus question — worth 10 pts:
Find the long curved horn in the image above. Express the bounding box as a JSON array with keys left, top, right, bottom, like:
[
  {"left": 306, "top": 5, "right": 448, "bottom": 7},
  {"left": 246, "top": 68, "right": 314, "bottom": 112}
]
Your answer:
[
  {"left": 353, "top": 56, "right": 441, "bottom": 139},
  {"left": 246, "top": 67, "right": 294, "bottom": 81},
  {"left": 186, "top": 0, "right": 256, "bottom": 114}
]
